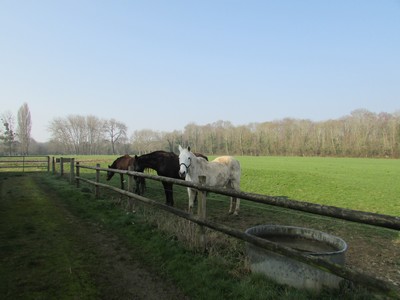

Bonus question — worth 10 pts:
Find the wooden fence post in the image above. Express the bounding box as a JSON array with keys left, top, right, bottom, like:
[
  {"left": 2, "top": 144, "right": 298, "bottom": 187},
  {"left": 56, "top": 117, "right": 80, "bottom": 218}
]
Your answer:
[
  {"left": 47, "top": 156, "right": 50, "bottom": 172},
  {"left": 95, "top": 163, "right": 100, "bottom": 198},
  {"left": 69, "top": 158, "right": 75, "bottom": 184},
  {"left": 197, "top": 175, "right": 207, "bottom": 251},
  {"left": 127, "top": 166, "right": 136, "bottom": 212},
  {"left": 60, "top": 157, "right": 64, "bottom": 176},
  {"left": 52, "top": 157, "right": 55, "bottom": 174},
  {"left": 76, "top": 161, "right": 80, "bottom": 188}
]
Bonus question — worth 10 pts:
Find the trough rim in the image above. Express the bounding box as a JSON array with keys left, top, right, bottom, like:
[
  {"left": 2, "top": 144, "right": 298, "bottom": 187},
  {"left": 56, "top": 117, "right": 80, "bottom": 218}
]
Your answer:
[{"left": 245, "top": 224, "right": 348, "bottom": 257}]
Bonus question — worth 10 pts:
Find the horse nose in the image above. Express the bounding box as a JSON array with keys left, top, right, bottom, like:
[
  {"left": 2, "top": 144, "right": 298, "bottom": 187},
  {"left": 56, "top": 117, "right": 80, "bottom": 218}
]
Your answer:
[{"left": 179, "top": 170, "right": 186, "bottom": 178}]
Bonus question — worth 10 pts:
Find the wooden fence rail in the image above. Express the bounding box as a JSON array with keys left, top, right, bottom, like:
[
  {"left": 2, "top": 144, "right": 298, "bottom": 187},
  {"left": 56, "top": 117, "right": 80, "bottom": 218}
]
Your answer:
[
  {"left": 83, "top": 166, "right": 400, "bottom": 231},
  {"left": 74, "top": 163, "right": 400, "bottom": 297}
]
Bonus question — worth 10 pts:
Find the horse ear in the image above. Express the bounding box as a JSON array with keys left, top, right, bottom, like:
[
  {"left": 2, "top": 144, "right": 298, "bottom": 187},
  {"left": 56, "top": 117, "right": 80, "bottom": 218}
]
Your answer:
[
  {"left": 134, "top": 155, "right": 138, "bottom": 158},
  {"left": 178, "top": 145, "right": 183, "bottom": 152},
  {"left": 188, "top": 146, "right": 191, "bottom": 152}
]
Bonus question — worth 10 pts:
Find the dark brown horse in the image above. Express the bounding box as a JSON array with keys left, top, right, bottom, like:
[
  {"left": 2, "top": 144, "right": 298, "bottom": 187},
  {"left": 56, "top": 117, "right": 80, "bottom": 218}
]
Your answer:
[
  {"left": 106, "top": 154, "right": 145, "bottom": 194},
  {"left": 132, "top": 150, "right": 207, "bottom": 206}
]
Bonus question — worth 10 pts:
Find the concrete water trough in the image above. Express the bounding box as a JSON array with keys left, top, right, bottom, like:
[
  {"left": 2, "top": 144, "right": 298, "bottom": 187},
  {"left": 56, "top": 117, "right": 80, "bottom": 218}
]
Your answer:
[{"left": 245, "top": 225, "right": 348, "bottom": 291}]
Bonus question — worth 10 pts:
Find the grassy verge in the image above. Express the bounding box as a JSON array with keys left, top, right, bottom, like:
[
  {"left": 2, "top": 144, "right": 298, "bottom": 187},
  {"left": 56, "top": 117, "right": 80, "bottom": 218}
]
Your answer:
[{"left": 37, "top": 173, "right": 379, "bottom": 299}]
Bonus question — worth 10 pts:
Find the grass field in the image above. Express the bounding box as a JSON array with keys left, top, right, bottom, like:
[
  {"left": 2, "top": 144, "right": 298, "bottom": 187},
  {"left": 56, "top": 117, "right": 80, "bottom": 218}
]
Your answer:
[
  {"left": 2, "top": 172, "right": 373, "bottom": 300},
  {"left": 234, "top": 156, "right": 400, "bottom": 216},
  {"left": 2, "top": 155, "right": 399, "bottom": 299},
  {"left": 73, "top": 155, "right": 400, "bottom": 216}
]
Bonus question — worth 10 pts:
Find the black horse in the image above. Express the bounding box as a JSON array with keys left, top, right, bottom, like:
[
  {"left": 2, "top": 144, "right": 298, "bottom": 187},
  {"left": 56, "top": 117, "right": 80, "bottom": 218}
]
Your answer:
[
  {"left": 132, "top": 150, "right": 207, "bottom": 206},
  {"left": 106, "top": 154, "right": 145, "bottom": 194}
]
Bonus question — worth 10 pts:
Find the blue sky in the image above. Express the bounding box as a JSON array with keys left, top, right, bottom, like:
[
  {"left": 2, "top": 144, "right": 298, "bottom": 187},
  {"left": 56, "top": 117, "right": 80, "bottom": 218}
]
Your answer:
[{"left": 1, "top": 1, "right": 399, "bottom": 142}]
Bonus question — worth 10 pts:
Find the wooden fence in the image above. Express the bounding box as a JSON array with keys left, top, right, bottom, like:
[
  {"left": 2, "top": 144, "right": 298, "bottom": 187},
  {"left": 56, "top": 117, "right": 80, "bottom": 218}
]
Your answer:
[
  {"left": 52, "top": 157, "right": 75, "bottom": 179},
  {"left": 72, "top": 162, "right": 399, "bottom": 296},
  {"left": 0, "top": 155, "right": 50, "bottom": 172}
]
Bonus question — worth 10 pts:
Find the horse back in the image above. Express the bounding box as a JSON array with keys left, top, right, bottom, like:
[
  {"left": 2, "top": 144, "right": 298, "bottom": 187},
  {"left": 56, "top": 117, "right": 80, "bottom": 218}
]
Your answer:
[
  {"left": 212, "top": 156, "right": 240, "bottom": 171},
  {"left": 210, "top": 156, "right": 241, "bottom": 186}
]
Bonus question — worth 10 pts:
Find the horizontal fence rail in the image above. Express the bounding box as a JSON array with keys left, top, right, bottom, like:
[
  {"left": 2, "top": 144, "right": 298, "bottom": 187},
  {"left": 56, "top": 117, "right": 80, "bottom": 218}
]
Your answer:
[
  {"left": 91, "top": 166, "right": 400, "bottom": 231},
  {"left": 0, "top": 155, "right": 50, "bottom": 172},
  {"left": 73, "top": 163, "right": 400, "bottom": 297}
]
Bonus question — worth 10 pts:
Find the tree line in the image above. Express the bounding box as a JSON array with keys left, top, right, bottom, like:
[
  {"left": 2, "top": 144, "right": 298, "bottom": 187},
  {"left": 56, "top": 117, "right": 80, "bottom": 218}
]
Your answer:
[
  {"left": 168, "top": 109, "right": 400, "bottom": 158},
  {"left": 1, "top": 106, "right": 400, "bottom": 158}
]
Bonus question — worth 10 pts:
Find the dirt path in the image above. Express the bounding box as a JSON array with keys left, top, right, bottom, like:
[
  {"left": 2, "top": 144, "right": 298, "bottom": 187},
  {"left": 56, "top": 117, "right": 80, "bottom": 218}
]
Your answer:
[
  {"left": 63, "top": 215, "right": 188, "bottom": 300},
  {"left": 0, "top": 174, "right": 188, "bottom": 300},
  {"left": 57, "top": 205, "right": 188, "bottom": 300}
]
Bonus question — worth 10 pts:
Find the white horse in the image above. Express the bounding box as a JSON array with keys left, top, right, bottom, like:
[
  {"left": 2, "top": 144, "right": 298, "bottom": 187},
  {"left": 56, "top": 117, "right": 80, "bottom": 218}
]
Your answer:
[{"left": 178, "top": 145, "right": 241, "bottom": 216}]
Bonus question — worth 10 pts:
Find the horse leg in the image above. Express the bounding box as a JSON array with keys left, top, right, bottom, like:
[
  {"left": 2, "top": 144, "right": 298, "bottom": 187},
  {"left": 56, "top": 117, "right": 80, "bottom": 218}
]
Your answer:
[
  {"left": 229, "top": 197, "right": 234, "bottom": 214},
  {"left": 117, "top": 174, "right": 125, "bottom": 206},
  {"left": 229, "top": 197, "right": 240, "bottom": 216},
  {"left": 134, "top": 177, "right": 141, "bottom": 195},
  {"left": 187, "top": 188, "right": 196, "bottom": 213},
  {"left": 120, "top": 174, "right": 124, "bottom": 190},
  {"left": 163, "top": 182, "right": 174, "bottom": 206},
  {"left": 140, "top": 178, "right": 146, "bottom": 195},
  {"left": 228, "top": 180, "right": 240, "bottom": 216}
]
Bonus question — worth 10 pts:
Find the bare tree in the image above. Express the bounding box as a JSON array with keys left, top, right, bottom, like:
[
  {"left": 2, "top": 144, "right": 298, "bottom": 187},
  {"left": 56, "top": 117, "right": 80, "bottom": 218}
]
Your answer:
[
  {"left": 105, "top": 118, "right": 127, "bottom": 154},
  {"left": 164, "top": 131, "right": 182, "bottom": 152},
  {"left": 131, "top": 129, "right": 163, "bottom": 154},
  {"left": 86, "top": 115, "right": 106, "bottom": 154},
  {"left": 17, "top": 103, "right": 32, "bottom": 155},
  {"left": 48, "top": 115, "right": 87, "bottom": 154}
]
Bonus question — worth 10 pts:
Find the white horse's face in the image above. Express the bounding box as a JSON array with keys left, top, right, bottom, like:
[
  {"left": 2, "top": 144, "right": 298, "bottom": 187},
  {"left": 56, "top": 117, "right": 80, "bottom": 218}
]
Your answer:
[{"left": 178, "top": 145, "right": 191, "bottom": 178}]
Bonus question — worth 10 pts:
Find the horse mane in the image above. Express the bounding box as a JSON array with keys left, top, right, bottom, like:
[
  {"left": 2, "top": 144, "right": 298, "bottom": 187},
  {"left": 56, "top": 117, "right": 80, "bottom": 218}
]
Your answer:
[{"left": 193, "top": 152, "right": 208, "bottom": 161}]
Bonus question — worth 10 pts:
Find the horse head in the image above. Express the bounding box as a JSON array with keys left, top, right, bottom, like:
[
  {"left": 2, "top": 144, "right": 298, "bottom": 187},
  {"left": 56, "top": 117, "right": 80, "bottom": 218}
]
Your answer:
[
  {"left": 132, "top": 155, "right": 142, "bottom": 172},
  {"left": 106, "top": 165, "right": 114, "bottom": 181},
  {"left": 178, "top": 145, "right": 192, "bottom": 178}
]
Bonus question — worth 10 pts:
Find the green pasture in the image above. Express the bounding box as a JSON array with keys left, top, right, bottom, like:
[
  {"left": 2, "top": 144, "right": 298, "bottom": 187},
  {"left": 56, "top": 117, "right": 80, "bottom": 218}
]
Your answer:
[
  {"left": 3, "top": 155, "right": 399, "bottom": 298},
  {"left": 236, "top": 156, "right": 400, "bottom": 216},
  {"left": 73, "top": 155, "right": 400, "bottom": 217}
]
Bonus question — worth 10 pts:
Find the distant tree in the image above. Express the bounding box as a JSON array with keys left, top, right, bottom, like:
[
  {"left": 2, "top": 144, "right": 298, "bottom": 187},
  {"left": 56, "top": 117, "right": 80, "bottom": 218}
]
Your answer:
[
  {"left": 105, "top": 119, "right": 127, "bottom": 154},
  {"left": 49, "top": 115, "right": 109, "bottom": 154},
  {"left": 0, "top": 111, "right": 17, "bottom": 155},
  {"left": 86, "top": 115, "right": 106, "bottom": 154},
  {"left": 131, "top": 129, "right": 164, "bottom": 154},
  {"left": 17, "top": 103, "right": 32, "bottom": 155},
  {"left": 49, "top": 116, "right": 78, "bottom": 154},
  {"left": 164, "top": 130, "right": 183, "bottom": 153}
]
